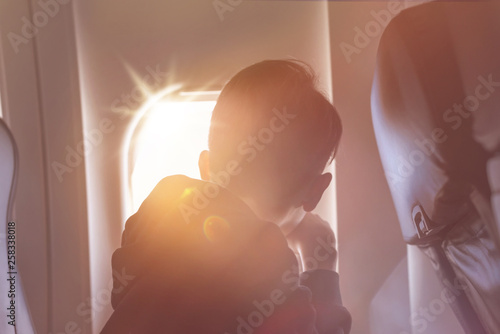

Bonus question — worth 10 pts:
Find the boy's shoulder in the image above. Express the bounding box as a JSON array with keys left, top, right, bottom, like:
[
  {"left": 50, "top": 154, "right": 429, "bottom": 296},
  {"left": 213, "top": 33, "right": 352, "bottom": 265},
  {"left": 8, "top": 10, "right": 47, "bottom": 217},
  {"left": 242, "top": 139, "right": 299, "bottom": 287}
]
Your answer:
[{"left": 112, "top": 174, "right": 301, "bottom": 308}]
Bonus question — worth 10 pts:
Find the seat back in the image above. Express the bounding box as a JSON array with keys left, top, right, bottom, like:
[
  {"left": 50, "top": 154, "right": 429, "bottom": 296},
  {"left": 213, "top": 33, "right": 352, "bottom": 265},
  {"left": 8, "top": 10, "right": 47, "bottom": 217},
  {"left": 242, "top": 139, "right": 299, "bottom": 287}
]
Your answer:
[
  {"left": 0, "top": 118, "right": 35, "bottom": 333},
  {"left": 371, "top": 2, "right": 500, "bottom": 333}
]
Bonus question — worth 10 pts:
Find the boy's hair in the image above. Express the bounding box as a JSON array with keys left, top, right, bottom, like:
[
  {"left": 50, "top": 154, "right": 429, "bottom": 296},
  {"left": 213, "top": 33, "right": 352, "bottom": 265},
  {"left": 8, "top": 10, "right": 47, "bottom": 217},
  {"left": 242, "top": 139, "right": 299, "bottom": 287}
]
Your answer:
[{"left": 208, "top": 59, "right": 342, "bottom": 185}]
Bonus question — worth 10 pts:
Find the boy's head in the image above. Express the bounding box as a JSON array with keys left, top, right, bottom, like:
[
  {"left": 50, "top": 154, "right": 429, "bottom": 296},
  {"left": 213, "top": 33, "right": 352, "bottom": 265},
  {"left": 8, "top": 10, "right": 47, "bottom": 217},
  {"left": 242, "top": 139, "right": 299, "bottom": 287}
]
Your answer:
[{"left": 199, "top": 59, "right": 342, "bottom": 227}]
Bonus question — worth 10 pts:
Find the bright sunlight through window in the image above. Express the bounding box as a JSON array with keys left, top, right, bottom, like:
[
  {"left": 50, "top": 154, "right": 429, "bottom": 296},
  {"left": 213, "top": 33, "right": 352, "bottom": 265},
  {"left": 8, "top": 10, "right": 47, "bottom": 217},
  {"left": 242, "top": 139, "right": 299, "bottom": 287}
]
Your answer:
[{"left": 130, "top": 100, "right": 216, "bottom": 212}]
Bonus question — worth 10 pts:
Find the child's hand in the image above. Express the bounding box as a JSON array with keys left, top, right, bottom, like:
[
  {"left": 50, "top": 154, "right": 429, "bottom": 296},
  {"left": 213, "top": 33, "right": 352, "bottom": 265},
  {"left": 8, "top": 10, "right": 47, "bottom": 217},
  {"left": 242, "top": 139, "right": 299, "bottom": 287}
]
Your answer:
[{"left": 285, "top": 213, "right": 337, "bottom": 272}]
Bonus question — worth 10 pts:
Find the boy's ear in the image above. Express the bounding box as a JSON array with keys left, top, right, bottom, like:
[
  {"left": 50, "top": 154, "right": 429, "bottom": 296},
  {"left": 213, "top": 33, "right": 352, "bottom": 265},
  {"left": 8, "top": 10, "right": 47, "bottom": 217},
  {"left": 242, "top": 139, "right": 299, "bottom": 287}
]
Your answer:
[
  {"left": 198, "top": 150, "right": 211, "bottom": 181},
  {"left": 302, "top": 172, "right": 332, "bottom": 212}
]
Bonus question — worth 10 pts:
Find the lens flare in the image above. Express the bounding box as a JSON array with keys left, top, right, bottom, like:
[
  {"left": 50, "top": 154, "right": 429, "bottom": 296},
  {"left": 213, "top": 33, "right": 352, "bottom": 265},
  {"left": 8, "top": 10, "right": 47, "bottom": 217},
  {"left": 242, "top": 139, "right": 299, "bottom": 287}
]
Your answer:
[
  {"left": 203, "top": 215, "right": 230, "bottom": 242},
  {"left": 181, "top": 187, "right": 194, "bottom": 199}
]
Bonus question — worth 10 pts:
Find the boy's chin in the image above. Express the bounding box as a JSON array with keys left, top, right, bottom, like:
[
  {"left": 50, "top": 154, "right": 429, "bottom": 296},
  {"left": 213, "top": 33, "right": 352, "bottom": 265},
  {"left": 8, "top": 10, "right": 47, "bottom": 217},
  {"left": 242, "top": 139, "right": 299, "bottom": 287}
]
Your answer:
[{"left": 239, "top": 195, "right": 305, "bottom": 232}]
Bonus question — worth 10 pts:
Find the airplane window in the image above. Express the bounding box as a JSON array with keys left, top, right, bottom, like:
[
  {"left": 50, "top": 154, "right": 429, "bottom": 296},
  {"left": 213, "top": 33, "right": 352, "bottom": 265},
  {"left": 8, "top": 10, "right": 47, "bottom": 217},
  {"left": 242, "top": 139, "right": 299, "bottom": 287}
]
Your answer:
[{"left": 129, "top": 100, "right": 216, "bottom": 213}]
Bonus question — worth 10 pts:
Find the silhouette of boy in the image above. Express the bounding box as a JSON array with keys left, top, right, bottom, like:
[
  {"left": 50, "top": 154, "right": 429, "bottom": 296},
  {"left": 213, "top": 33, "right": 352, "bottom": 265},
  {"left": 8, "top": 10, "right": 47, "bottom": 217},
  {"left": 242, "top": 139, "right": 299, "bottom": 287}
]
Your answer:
[{"left": 102, "top": 60, "right": 350, "bottom": 334}]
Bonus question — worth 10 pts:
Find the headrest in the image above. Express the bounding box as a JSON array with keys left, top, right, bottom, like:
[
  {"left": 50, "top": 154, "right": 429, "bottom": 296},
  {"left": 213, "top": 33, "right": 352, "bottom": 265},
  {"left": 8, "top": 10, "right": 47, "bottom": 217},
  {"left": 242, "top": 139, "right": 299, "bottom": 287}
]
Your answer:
[{"left": 371, "top": 2, "right": 500, "bottom": 244}]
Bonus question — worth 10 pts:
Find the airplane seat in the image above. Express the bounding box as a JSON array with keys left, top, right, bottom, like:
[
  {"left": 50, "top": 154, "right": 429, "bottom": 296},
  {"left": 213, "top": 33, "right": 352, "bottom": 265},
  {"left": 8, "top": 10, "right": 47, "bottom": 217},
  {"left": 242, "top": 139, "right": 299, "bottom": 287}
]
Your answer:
[
  {"left": 0, "top": 118, "right": 35, "bottom": 333},
  {"left": 371, "top": 2, "right": 500, "bottom": 334},
  {"left": 476, "top": 80, "right": 500, "bottom": 260},
  {"left": 488, "top": 154, "right": 500, "bottom": 250}
]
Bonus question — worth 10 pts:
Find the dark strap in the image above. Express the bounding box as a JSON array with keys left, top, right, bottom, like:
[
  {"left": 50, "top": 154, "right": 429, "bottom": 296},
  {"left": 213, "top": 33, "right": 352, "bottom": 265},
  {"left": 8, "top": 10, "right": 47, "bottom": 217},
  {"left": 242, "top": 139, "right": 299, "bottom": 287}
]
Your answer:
[{"left": 424, "top": 244, "right": 487, "bottom": 334}]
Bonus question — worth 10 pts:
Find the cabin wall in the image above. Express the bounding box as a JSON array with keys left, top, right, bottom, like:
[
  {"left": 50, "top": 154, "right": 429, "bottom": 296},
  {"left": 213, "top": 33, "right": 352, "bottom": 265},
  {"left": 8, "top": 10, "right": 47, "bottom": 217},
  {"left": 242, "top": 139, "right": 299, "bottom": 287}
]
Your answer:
[{"left": 328, "top": 2, "right": 410, "bottom": 333}]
